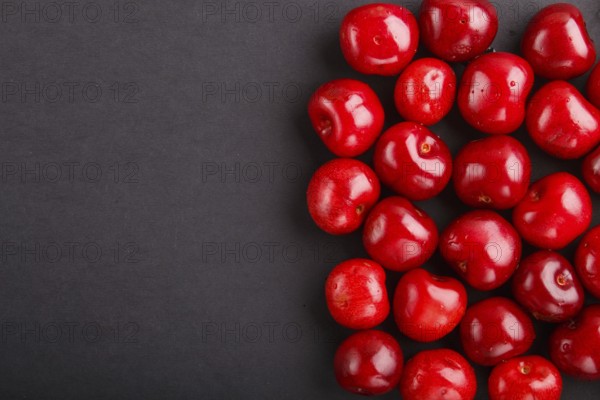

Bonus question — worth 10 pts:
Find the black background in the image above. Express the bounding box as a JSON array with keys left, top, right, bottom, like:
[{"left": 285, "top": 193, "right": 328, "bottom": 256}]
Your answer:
[{"left": 1, "top": 0, "right": 600, "bottom": 398}]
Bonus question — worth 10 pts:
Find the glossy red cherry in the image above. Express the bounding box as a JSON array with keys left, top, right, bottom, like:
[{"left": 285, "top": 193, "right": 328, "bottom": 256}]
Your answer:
[
  {"left": 512, "top": 251, "right": 584, "bottom": 322},
  {"left": 512, "top": 172, "right": 592, "bottom": 250},
  {"left": 339, "top": 3, "right": 418, "bottom": 76},
  {"left": 308, "top": 79, "right": 385, "bottom": 157},
  {"left": 549, "top": 305, "right": 600, "bottom": 380},
  {"left": 325, "top": 259, "right": 389, "bottom": 330},
  {"left": 587, "top": 63, "right": 600, "bottom": 109},
  {"left": 488, "top": 355, "right": 563, "bottom": 400},
  {"left": 334, "top": 330, "right": 403, "bottom": 395},
  {"left": 574, "top": 226, "right": 600, "bottom": 299},
  {"left": 393, "top": 268, "right": 467, "bottom": 342},
  {"left": 526, "top": 81, "right": 600, "bottom": 160},
  {"left": 582, "top": 145, "right": 600, "bottom": 192},
  {"left": 400, "top": 349, "right": 477, "bottom": 400},
  {"left": 457, "top": 52, "right": 534, "bottom": 135},
  {"left": 307, "top": 159, "right": 380, "bottom": 235},
  {"left": 521, "top": 3, "right": 596, "bottom": 80},
  {"left": 453, "top": 136, "right": 531, "bottom": 209},
  {"left": 363, "top": 196, "right": 438, "bottom": 272},
  {"left": 394, "top": 58, "right": 456, "bottom": 125},
  {"left": 439, "top": 210, "right": 521, "bottom": 291},
  {"left": 418, "top": 0, "right": 498, "bottom": 63},
  {"left": 460, "top": 297, "right": 535, "bottom": 366},
  {"left": 373, "top": 122, "right": 452, "bottom": 201}
]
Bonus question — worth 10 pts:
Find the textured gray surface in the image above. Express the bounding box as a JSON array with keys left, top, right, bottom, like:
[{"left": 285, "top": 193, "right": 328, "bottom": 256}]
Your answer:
[{"left": 0, "top": 0, "right": 599, "bottom": 398}]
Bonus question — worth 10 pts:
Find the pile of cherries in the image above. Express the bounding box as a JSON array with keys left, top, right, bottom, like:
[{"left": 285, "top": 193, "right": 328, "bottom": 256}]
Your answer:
[{"left": 306, "top": 1, "right": 600, "bottom": 399}]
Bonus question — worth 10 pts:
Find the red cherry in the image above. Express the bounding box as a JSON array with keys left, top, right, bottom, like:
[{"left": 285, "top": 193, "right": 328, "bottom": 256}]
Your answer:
[
  {"left": 512, "top": 251, "right": 584, "bottom": 322},
  {"left": 488, "top": 355, "right": 563, "bottom": 400},
  {"left": 334, "top": 330, "right": 403, "bottom": 395},
  {"left": 307, "top": 159, "right": 380, "bottom": 235},
  {"left": 308, "top": 79, "right": 385, "bottom": 158},
  {"left": 512, "top": 172, "right": 592, "bottom": 250},
  {"left": 325, "top": 259, "right": 389, "bottom": 330},
  {"left": 393, "top": 268, "right": 466, "bottom": 342},
  {"left": 549, "top": 305, "right": 600, "bottom": 380},
  {"left": 400, "top": 349, "right": 477, "bottom": 400},
  {"left": 587, "top": 63, "right": 600, "bottom": 109},
  {"left": 457, "top": 52, "right": 534, "bottom": 135},
  {"left": 453, "top": 136, "right": 531, "bottom": 209},
  {"left": 373, "top": 122, "right": 452, "bottom": 201},
  {"left": 394, "top": 58, "right": 456, "bottom": 125},
  {"left": 363, "top": 196, "right": 438, "bottom": 272},
  {"left": 418, "top": 0, "right": 498, "bottom": 63},
  {"left": 521, "top": 3, "right": 596, "bottom": 80},
  {"left": 439, "top": 210, "right": 521, "bottom": 291},
  {"left": 339, "top": 3, "right": 418, "bottom": 76},
  {"left": 574, "top": 226, "right": 600, "bottom": 299},
  {"left": 460, "top": 297, "right": 535, "bottom": 366},
  {"left": 526, "top": 81, "right": 600, "bottom": 160},
  {"left": 582, "top": 144, "right": 600, "bottom": 192}
]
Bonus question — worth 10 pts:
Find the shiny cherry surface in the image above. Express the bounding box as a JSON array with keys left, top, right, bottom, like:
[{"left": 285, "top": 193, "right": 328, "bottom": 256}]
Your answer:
[
  {"left": 457, "top": 52, "right": 534, "bottom": 135},
  {"left": 488, "top": 355, "right": 563, "bottom": 400},
  {"left": 587, "top": 62, "right": 600, "bottom": 109},
  {"left": 393, "top": 268, "right": 467, "bottom": 342},
  {"left": 394, "top": 58, "right": 456, "bottom": 125},
  {"left": 453, "top": 136, "right": 531, "bottom": 209},
  {"left": 418, "top": 0, "right": 498, "bottom": 62},
  {"left": 512, "top": 172, "right": 592, "bottom": 250},
  {"left": 325, "top": 259, "right": 389, "bottom": 330},
  {"left": 340, "top": 3, "right": 418, "bottom": 76},
  {"left": 512, "top": 251, "right": 584, "bottom": 322},
  {"left": 574, "top": 225, "right": 600, "bottom": 299},
  {"left": 400, "top": 349, "right": 477, "bottom": 400},
  {"left": 308, "top": 79, "right": 384, "bottom": 157},
  {"left": 439, "top": 210, "right": 521, "bottom": 291},
  {"left": 549, "top": 305, "right": 600, "bottom": 380},
  {"left": 363, "top": 196, "right": 438, "bottom": 272},
  {"left": 334, "top": 330, "right": 403, "bottom": 395},
  {"left": 521, "top": 3, "right": 596, "bottom": 80},
  {"left": 460, "top": 297, "right": 535, "bottom": 366},
  {"left": 582, "top": 144, "right": 600, "bottom": 193},
  {"left": 307, "top": 159, "right": 380, "bottom": 235},
  {"left": 526, "top": 80, "right": 600, "bottom": 160},
  {"left": 373, "top": 122, "right": 452, "bottom": 201}
]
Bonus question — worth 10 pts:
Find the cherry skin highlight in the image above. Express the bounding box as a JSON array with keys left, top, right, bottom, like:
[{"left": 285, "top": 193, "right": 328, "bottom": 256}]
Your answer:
[{"left": 574, "top": 225, "right": 600, "bottom": 299}]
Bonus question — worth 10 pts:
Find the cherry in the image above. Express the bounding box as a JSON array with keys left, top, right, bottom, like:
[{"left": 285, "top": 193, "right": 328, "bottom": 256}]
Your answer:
[
  {"left": 373, "top": 122, "right": 452, "bottom": 201},
  {"left": 334, "top": 330, "right": 403, "bottom": 395},
  {"left": 488, "top": 355, "right": 562, "bottom": 400},
  {"left": 394, "top": 58, "right": 456, "bottom": 125},
  {"left": 399, "top": 348, "right": 477, "bottom": 400},
  {"left": 307, "top": 158, "right": 380, "bottom": 235},
  {"left": 521, "top": 3, "right": 596, "bottom": 80},
  {"left": 339, "top": 3, "right": 418, "bottom": 76},
  {"left": 587, "top": 63, "right": 600, "bottom": 109},
  {"left": 460, "top": 297, "right": 535, "bottom": 366},
  {"left": 308, "top": 79, "right": 385, "bottom": 157},
  {"left": 512, "top": 172, "right": 592, "bottom": 250},
  {"left": 512, "top": 251, "right": 584, "bottom": 322},
  {"left": 457, "top": 52, "right": 534, "bottom": 135},
  {"left": 418, "top": 0, "right": 498, "bottom": 63},
  {"left": 325, "top": 259, "right": 389, "bottom": 330},
  {"left": 453, "top": 136, "right": 531, "bottom": 209},
  {"left": 582, "top": 145, "right": 600, "bottom": 193},
  {"left": 549, "top": 305, "right": 600, "bottom": 380},
  {"left": 574, "top": 226, "right": 600, "bottom": 299},
  {"left": 439, "top": 210, "right": 521, "bottom": 291},
  {"left": 526, "top": 81, "right": 600, "bottom": 160},
  {"left": 393, "top": 268, "right": 467, "bottom": 342},
  {"left": 363, "top": 196, "right": 438, "bottom": 272}
]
